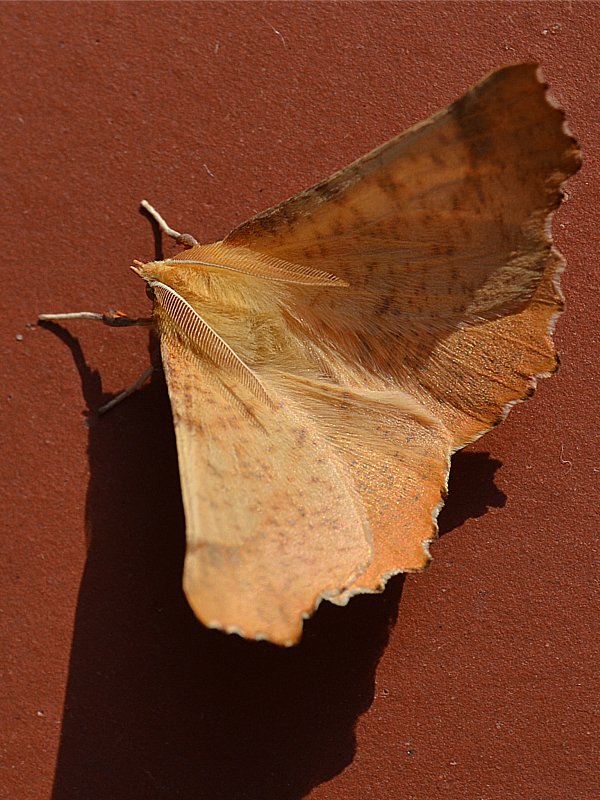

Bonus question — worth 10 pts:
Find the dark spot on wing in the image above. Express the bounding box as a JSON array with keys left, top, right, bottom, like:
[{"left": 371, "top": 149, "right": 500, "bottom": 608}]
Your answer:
[{"left": 375, "top": 294, "right": 394, "bottom": 316}]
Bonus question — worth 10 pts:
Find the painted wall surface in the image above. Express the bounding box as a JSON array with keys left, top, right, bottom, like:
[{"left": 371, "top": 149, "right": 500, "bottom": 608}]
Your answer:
[{"left": 1, "top": 3, "right": 597, "bottom": 799}]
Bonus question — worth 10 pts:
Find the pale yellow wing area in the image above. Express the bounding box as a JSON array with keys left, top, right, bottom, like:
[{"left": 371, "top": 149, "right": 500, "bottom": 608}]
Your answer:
[
  {"left": 158, "top": 328, "right": 374, "bottom": 646},
  {"left": 223, "top": 63, "right": 581, "bottom": 446}
]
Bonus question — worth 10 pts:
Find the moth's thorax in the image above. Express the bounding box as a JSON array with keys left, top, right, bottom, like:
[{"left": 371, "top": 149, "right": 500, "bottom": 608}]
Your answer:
[{"left": 139, "top": 251, "right": 306, "bottom": 371}]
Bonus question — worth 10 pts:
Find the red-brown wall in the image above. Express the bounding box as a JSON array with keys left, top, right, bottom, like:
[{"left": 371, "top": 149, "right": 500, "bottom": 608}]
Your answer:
[{"left": 2, "top": 3, "right": 597, "bottom": 799}]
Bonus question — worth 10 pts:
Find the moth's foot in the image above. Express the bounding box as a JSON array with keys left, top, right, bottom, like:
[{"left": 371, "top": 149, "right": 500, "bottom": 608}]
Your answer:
[{"left": 38, "top": 311, "right": 151, "bottom": 328}]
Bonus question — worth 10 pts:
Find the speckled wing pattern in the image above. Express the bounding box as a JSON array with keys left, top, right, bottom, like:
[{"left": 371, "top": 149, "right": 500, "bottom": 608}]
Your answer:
[
  {"left": 157, "top": 64, "right": 580, "bottom": 643},
  {"left": 158, "top": 323, "right": 373, "bottom": 645},
  {"left": 226, "top": 64, "right": 581, "bottom": 446}
]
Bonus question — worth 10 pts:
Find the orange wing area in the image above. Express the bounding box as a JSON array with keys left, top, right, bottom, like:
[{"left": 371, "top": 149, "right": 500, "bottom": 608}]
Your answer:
[
  {"left": 268, "top": 372, "right": 453, "bottom": 596},
  {"left": 224, "top": 63, "right": 581, "bottom": 447},
  {"left": 399, "top": 254, "right": 564, "bottom": 445}
]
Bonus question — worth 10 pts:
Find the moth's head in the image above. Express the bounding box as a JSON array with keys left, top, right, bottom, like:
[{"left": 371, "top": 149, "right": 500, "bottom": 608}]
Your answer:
[
  {"left": 131, "top": 259, "right": 169, "bottom": 285},
  {"left": 131, "top": 258, "right": 211, "bottom": 310}
]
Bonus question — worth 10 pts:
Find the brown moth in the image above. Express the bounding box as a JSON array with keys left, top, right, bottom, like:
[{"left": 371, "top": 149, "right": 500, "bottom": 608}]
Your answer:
[{"left": 41, "top": 64, "right": 581, "bottom": 646}]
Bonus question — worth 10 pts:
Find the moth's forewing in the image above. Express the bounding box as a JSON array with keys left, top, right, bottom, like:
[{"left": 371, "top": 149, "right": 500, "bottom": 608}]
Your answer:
[{"left": 224, "top": 63, "right": 581, "bottom": 446}]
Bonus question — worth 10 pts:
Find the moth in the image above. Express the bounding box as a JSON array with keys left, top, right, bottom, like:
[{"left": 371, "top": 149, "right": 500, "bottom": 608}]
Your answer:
[{"left": 41, "top": 64, "right": 580, "bottom": 646}]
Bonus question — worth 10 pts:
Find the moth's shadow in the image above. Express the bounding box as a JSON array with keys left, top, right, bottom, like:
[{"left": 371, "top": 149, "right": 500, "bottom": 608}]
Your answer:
[
  {"left": 438, "top": 449, "right": 506, "bottom": 536},
  {"left": 47, "top": 326, "right": 505, "bottom": 800}
]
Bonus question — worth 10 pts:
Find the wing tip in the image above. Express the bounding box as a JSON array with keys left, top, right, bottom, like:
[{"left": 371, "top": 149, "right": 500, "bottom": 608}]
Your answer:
[{"left": 481, "top": 62, "right": 582, "bottom": 177}]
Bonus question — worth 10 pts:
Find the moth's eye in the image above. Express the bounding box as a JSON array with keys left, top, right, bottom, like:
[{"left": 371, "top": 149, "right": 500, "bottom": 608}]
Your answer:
[{"left": 146, "top": 285, "right": 156, "bottom": 301}]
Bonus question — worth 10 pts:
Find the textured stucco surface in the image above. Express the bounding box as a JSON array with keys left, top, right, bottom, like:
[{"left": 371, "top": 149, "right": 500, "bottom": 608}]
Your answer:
[{"left": 1, "top": 3, "right": 598, "bottom": 799}]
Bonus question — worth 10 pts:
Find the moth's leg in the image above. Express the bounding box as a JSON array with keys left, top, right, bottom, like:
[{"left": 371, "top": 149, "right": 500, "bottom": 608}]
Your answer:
[
  {"left": 141, "top": 199, "right": 198, "bottom": 248},
  {"left": 38, "top": 312, "right": 157, "bottom": 413},
  {"left": 38, "top": 311, "right": 152, "bottom": 327},
  {"left": 98, "top": 365, "right": 155, "bottom": 414}
]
